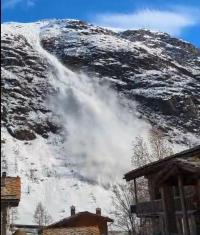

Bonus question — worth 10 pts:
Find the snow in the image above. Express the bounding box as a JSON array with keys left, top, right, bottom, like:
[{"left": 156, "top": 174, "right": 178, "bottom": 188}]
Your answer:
[
  {"left": 1, "top": 128, "right": 113, "bottom": 224},
  {"left": 1, "top": 21, "right": 151, "bottom": 224},
  {"left": 1, "top": 20, "right": 199, "bottom": 226}
]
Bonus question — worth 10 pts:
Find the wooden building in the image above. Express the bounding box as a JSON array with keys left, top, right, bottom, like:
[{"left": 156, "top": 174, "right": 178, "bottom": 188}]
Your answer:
[
  {"left": 1, "top": 172, "right": 21, "bottom": 235},
  {"left": 40, "top": 207, "right": 113, "bottom": 235},
  {"left": 42, "top": 226, "right": 100, "bottom": 235},
  {"left": 124, "top": 146, "right": 200, "bottom": 235}
]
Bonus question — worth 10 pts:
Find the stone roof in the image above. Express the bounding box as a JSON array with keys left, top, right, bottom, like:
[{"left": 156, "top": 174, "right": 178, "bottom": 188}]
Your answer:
[
  {"left": 1, "top": 175, "right": 21, "bottom": 205},
  {"left": 42, "top": 226, "right": 100, "bottom": 235}
]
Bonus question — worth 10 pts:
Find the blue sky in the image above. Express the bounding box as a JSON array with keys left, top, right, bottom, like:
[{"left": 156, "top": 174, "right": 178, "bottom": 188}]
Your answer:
[{"left": 1, "top": 0, "right": 200, "bottom": 47}]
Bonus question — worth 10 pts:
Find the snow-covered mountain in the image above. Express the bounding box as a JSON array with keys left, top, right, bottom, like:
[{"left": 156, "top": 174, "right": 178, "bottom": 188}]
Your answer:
[{"left": 1, "top": 19, "right": 200, "bottom": 224}]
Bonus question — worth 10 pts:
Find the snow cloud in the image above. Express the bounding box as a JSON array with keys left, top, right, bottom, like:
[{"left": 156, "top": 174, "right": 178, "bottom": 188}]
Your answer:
[
  {"left": 2, "top": 0, "right": 36, "bottom": 9},
  {"left": 92, "top": 8, "right": 200, "bottom": 36}
]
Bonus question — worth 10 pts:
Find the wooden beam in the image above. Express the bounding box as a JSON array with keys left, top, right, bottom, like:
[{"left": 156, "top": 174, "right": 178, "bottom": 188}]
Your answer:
[
  {"left": 156, "top": 165, "right": 178, "bottom": 187},
  {"left": 1, "top": 206, "right": 8, "bottom": 235},
  {"left": 176, "top": 216, "right": 183, "bottom": 235},
  {"left": 133, "top": 178, "right": 138, "bottom": 204},
  {"left": 160, "top": 186, "right": 169, "bottom": 235},
  {"left": 189, "top": 215, "right": 197, "bottom": 235},
  {"left": 177, "top": 162, "right": 200, "bottom": 174},
  {"left": 196, "top": 179, "right": 200, "bottom": 208},
  {"left": 124, "top": 146, "right": 200, "bottom": 181},
  {"left": 160, "top": 185, "right": 178, "bottom": 235},
  {"left": 178, "top": 174, "right": 190, "bottom": 235},
  {"left": 159, "top": 216, "right": 165, "bottom": 235}
]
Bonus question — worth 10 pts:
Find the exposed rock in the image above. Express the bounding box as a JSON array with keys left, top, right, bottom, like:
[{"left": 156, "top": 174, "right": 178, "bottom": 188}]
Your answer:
[
  {"left": 40, "top": 20, "right": 200, "bottom": 139},
  {"left": 1, "top": 20, "right": 200, "bottom": 143},
  {"left": 1, "top": 30, "right": 56, "bottom": 141},
  {"left": 7, "top": 127, "right": 36, "bottom": 140}
]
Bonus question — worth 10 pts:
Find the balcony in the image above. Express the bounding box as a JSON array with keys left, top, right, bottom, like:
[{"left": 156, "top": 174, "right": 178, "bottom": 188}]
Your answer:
[{"left": 131, "top": 196, "right": 197, "bottom": 217}]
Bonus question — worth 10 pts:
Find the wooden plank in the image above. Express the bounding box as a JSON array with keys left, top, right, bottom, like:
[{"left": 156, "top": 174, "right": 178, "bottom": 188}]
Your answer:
[
  {"left": 160, "top": 185, "right": 178, "bottom": 234},
  {"left": 178, "top": 174, "right": 190, "bottom": 235},
  {"left": 1, "top": 206, "right": 8, "bottom": 235},
  {"left": 160, "top": 186, "right": 169, "bottom": 235},
  {"left": 133, "top": 178, "right": 138, "bottom": 204},
  {"left": 155, "top": 165, "right": 178, "bottom": 186}
]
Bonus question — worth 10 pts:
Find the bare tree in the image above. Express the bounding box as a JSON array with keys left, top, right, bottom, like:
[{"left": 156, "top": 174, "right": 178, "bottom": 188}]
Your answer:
[
  {"left": 149, "top": 128, "right": 173, "bottom": 160},
  {"left": 131, "top": 136, "right": 150, "bottom": 168},
  {"left": 132, "top": 128, "right": 174, "bottom": 168},
  {"left": 110, "top": 183, "right": 139, "bottom": 235},
  {"left": 131, "top": 128, "right": 174, "bottom": 234},
  {"left": 111, "top": 128, "right": 174, "bottom": 234},
  {"left": 132, "top": 128, "right": 173, "bottom": 201},
  {"left": 33, "top": 202, "right": 52, "bottom": 226}
]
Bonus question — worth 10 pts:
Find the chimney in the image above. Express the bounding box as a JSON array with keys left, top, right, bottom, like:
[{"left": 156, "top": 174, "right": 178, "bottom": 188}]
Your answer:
[
  {"left": 1, "top": 172, "right": 7, "bottom": 187},
  {"left": 71, "top": 206, "right": 75, "bottom": 216},
  {"left": 96, "top": 208, "right": 101, "bottom": 216}
]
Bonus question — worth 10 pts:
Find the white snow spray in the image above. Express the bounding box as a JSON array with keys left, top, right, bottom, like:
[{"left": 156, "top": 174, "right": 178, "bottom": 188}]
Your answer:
[{"left": 3, "top": 22, "right": 151, "bottom": 187}]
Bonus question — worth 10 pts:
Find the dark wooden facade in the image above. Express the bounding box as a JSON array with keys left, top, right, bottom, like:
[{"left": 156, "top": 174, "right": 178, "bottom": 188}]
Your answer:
[
  {"left": 125, "top": 146, "right": 200, "bottom": 235},
  {"left": 40, "top": 207, "right": 113, "bottom": 235},
  {"left": 1, "top": 172, "right": 21, "bottom": 235}
]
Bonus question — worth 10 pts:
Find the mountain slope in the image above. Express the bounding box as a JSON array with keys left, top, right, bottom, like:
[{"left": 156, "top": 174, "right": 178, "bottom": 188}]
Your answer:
[
  {"left": 40, "top": 20, "right": 200, "bottom": 143},
  {"left": 2, "top": 20, "right": 200, "bottom": 144},
  {"left": 1, "top": 20, "right": 200, "bottom": 224}
]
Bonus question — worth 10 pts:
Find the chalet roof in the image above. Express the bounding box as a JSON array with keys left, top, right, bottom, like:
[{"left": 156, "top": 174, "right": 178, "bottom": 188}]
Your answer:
[
  {"left": 1, "top": 175, "right": 21, "bottom": 206},
  {"left": 46, "top": 211, "right": 113, "bottom": 229},
  {"left": 124, "top": 145, "right": 200, "bottom": 181},
  {"left": 42, "top": 226, "right": 100, "bottom": 235}
]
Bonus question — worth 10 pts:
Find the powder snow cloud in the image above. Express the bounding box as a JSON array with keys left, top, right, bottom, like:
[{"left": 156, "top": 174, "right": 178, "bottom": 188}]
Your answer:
[{"left": 92, "top": 8, "right": 200, "bottom": 36}]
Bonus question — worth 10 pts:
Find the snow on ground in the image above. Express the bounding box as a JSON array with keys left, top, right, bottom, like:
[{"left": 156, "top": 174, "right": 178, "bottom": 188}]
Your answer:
[
  {"left": 2, "top": 20, "right": 198, "bottom": 226},
  {"left": 1, "top": 21, "right": 152, "bottom": 224},
  {"left": 1, "top": 128, "right": 112, "bottom": 224}
]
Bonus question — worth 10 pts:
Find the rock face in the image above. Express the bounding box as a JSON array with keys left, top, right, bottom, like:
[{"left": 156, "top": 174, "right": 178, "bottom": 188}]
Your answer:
[
  {"left": 1, "top": 20, "right": 200, "bottom": 143},
  {"left": 40, "top": 20, "right": 200, "bottom": 142},
  {"left": 1, "top": 26, "right": 60, "bottom": 140}
]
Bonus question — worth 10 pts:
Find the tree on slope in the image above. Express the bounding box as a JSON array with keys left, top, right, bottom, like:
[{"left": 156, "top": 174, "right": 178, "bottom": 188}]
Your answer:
[
  {"left": 111, "top": 128, "right": 174, "bottom": 235},
  {"left": 132, "top": 128, "right": 173, "bottom": 167},
  {"left": 33, "top": 202, "right": 52, "bottom": 226}
]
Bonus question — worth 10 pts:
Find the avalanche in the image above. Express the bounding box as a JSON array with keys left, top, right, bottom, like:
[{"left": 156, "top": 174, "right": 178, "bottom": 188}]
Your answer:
[{"left": 1, "top": 22, "right": 151, "bottom": 224}]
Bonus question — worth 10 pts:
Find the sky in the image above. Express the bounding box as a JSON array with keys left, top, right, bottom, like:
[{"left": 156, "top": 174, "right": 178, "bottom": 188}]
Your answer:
[{"left": 1, "top": 0, "right": 200, "bottom": 47}]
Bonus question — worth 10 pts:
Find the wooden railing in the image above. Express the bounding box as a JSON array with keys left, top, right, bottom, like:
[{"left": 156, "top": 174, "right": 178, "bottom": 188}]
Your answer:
[
  {"left": 173, "top": 196, "right": 197, "bottom": 211},
  {"left": 136, "top": 199, "right": 163, "bottom": 215},
  {"left": 133, "top": 196, "right": 197, "bottom": 216}
]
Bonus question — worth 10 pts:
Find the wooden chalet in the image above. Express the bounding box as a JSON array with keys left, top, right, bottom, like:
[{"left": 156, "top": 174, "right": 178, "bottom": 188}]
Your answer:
[
  {"left": 40, "top": 206, "right": 113, "bottom": 235},
  {"left": 124, "top": 145, "right": 200, "bottom": 235},
  {"left": 1, "top": 172, "right": 21, "bottom": 235}
]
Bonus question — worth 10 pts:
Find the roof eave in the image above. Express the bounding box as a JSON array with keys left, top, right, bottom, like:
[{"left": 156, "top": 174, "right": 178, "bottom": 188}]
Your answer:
[{"left": 124, "top": 145, "right": 200, "bottom": 181}]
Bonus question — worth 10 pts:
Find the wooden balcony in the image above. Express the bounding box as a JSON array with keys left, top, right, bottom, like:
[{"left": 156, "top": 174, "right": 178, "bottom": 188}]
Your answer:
[
  {"left": 133, "top": 199, "right": 163, "bottom": 216},
  {"left": 131, "top": 196, "right": 197, "bottom": 217}
]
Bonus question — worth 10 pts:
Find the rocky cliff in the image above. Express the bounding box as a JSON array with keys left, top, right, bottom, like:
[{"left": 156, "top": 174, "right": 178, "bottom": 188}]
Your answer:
[{"left": 2, "top": 20, "right": 200, "bottom": 144}]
